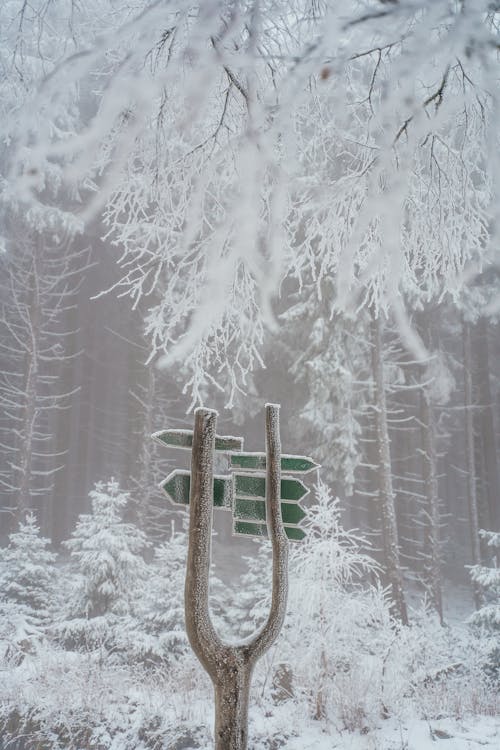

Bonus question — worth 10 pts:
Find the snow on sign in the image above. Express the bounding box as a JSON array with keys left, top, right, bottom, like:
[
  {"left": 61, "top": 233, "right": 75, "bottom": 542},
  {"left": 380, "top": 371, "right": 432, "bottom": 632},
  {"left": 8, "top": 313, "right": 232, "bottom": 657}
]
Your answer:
[
  {"left": 161, "top": 469, "right": 232, "bottom": 509},
  {"left": 232, "top": 473, "right": 309, "bottom": 542},
  {"left": 233, "top": 521, "right": 306, "bottom": 542},
  {"left": 152, "top": 429, "right": 243, "bottom": 452},
  {"left": 153, "top": 422, "right": 318, "bottom": 541},
  {"left": 233, "top": 473, "right": 309, "bottom": 501},
  {"left": 233, "top": 496, "right": 307, "bottom": 524},
  {"left": 229, "top": 452, "right": 319, "bottom": 474}
]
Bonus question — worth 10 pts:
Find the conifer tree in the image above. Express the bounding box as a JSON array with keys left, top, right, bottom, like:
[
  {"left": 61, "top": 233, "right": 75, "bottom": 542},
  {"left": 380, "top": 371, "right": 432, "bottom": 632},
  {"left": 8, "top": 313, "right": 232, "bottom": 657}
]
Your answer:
[
  {"left": 469, "top": 531, "right": 500, "bottom": 632},
  {"left": 469, "top": 530, "right": 500, "bottom": 680},
  {"left": 0, "top": 513, "right": 57, "bottom": 652},
  {"left": 134, "top": 520, "right": 189, "bottom": 664},
  {"left": 63, "top": 479, "right": 147, "bottom": 620},
  {"left": 280, "top": 297, "right": 368, "bottom": 496},
  {"left": 213, "top": 540, "right": 273, "bottom": 643}
]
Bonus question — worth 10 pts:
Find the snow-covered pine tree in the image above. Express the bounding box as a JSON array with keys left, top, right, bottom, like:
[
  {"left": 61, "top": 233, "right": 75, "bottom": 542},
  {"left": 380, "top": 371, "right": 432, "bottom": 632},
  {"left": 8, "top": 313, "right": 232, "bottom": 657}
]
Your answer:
[
  {"left": 211, "top": 539, "right": 273, "bottom": 643},
  {"left": 279, "top": 289, "right": 368, "bottom": 498},
  {"left": 132, "top": 519, "right": 189, "bottom": 665},
  {"left": 0, "top": 512, "right": 57, "bottom": 657},
  {"left": 59, "top": 479, "right": 147, "bottom": 651},
  {"left": 469, "top": 531, "right": 500, "bottom": 632},
  {"left": 469, "top": 530, "right": 500, "bottom": 680}
]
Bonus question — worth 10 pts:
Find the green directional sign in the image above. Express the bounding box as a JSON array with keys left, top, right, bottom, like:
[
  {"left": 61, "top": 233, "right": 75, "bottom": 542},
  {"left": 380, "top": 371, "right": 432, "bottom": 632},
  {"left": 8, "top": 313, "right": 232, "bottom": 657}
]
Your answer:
[
  {"left": 229, "top": 452, "right": 319, "bottom": 474},
  {"left": 161, "top": 470, "right": 232, "bottom": 508},
  {"left": 153, "top": 429, "right": 243, "bottom": 452},
  {"left": 233, "top": 520, "right": 306, "bottom": 542},
  {"left": 234, "top": 473, "right": 309, "bottom": 502},
  {"left": 154, "top": 425, "right": 314, "bottom": 542},
  {"left": 234, "top": 497, "right": 306, "bottom": 525}
]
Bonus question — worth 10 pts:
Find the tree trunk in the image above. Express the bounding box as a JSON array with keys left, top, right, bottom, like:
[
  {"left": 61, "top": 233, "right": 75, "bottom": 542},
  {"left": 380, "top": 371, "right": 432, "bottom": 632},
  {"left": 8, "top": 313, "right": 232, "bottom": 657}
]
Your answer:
[
  {"left": 462, "top": 319, "right": 482, "bottom": 608},
  {"left": 473, "top": 318, "right": 499, "bottom": 531},
  {"left": 185, "top": 404, "right": 289, "bottom": 750},
  {"left": 18, "top": 251, "right": 40, "bottom": 520},
  {"left": 370, "top": 313, "right": 408, "bottom": 625},
  {"left": 134, "top": 365, "right": 155, "bottom": 534},
  {"left": 420, "top": 392, "right": 444, "bottom": 624}
]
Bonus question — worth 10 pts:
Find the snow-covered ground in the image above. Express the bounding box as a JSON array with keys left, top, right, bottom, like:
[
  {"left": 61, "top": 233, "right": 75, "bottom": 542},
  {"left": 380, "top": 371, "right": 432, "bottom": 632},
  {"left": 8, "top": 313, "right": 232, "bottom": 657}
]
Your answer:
[{"left": 268, "top": 715, "right": 500, "bottom": 750}]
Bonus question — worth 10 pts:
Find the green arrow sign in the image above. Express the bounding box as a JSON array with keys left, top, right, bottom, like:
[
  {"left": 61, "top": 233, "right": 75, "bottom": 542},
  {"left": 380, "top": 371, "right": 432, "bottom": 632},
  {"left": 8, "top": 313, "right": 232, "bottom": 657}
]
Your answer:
[
  {"left": 233, "top": 520, "right": 306, "bottom": 542},
  {"left": 161, "top": 470, "right": 232, "bottom": 508},
  {"left": 229, "top": 453, "right": 319, "bottom": 474},
  {"left": 234, "top": 497, "right": 306, "bottom": 525},
  {"left": 233, "top": 474, "right": 309, "bottom": 502},
  {"left": 153, "top": 429, "right": 243, "bottom": 452}
]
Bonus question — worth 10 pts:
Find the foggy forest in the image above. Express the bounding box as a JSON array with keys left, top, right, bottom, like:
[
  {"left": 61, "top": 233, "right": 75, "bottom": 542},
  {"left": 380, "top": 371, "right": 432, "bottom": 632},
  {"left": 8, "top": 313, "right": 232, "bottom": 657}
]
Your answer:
[{"left": 0, "top": 2, "right": 499, "bottom": 749}]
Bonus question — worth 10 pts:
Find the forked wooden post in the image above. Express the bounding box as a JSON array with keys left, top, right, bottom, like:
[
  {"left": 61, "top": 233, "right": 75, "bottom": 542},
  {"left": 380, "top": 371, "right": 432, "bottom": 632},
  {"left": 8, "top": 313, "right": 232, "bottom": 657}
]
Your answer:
[{"left": 185, "top": 404, "right": 289, "bottom": 750}]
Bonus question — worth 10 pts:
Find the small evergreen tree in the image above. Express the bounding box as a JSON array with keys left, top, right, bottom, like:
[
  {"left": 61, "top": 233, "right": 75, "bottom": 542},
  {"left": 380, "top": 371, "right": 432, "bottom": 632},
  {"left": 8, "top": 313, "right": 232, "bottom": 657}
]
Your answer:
[
  {"left": 0, "top": 513, "right": 57, "bottom": 655},
  {"left": 133, "top": 520, "right": 189, "bottom": 664},
  {"left": 213, "top": 539, "right": 273, "bottom": 642},
  {"left": 469, "top": 530, "right": 500, "bottom": 631},
  {"left": 59, "top": 479, "right": 147, "bottom": 651},
  {"left": 469, "top": 530, "right": 500, "bottom": 679},
  {"left": 64, "top": 479, "right": 147, "bottom": 618}
]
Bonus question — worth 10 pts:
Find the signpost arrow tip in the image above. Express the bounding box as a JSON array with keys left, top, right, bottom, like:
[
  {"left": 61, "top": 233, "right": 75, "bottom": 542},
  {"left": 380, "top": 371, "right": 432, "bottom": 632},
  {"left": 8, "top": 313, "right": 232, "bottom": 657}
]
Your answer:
[
  {"left": 160, "top": 469, "right": 233, "bottom": 509},
  {"left": 153, "top": 429, "right": 243, "bottom": 452}
]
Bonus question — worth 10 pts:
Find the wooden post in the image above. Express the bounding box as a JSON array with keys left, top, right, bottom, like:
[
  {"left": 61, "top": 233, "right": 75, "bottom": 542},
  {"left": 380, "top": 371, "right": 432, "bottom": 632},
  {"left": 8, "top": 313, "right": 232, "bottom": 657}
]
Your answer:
[{"left": 184, "top": 404, "right": 289, "bottom": 749}]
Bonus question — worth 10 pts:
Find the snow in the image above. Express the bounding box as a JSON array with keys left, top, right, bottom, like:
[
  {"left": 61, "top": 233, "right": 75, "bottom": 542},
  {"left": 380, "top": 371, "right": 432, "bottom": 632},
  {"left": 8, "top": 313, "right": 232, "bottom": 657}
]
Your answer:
[
  {"left": 0, "top": 3, "right": 499, "bottom": 748},
  {"left": 246, "top": 712, "right": 500, "bottom": 750},
  {"left": 1, "top": 497, "right": 498, "bottom": 749}
]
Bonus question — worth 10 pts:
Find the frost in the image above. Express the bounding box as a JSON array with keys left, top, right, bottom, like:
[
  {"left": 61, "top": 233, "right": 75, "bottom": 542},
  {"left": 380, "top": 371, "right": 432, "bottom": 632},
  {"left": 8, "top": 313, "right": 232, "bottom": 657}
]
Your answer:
[{"left": 0, "top": 2, "right": 498, "bottom": 401}]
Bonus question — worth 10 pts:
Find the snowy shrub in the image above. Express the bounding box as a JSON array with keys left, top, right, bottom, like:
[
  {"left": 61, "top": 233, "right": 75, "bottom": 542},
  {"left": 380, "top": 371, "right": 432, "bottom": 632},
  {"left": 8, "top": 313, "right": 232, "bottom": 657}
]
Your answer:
[
  {"left": 402, "top": 604, "right": 499, "bottom": 719},
  {"left": 281, "top": 481, "right": 379, "bottom": 724},
  {"left": 0, "top": 513, "right": 58, "bottom": 661},
  {"left": 247, "top": 483, "right": 499, "bottom": 733},
  {"left": 0, "top": 641, "right": 212, "bottom": 750}
]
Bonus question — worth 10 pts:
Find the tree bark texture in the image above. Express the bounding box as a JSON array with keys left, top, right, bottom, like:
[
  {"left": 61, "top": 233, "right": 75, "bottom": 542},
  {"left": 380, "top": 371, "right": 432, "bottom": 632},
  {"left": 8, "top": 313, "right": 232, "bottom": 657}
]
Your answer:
[
  {"left": 185, "top": 404, "right": 289, "bottom": 749},
  {"left": 370, "top": 313, "right": 409, "bottom": 625}
]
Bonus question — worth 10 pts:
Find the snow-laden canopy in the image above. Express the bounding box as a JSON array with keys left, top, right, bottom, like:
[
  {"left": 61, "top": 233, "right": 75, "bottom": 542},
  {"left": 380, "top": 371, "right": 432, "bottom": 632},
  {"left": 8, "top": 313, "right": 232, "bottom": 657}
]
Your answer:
[{"left": 1, "top": 0, "right": 498, "bottom": 404}]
